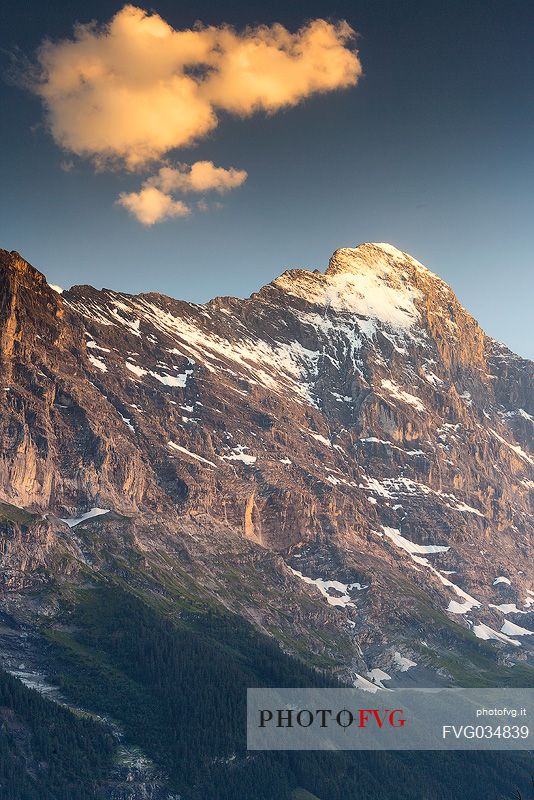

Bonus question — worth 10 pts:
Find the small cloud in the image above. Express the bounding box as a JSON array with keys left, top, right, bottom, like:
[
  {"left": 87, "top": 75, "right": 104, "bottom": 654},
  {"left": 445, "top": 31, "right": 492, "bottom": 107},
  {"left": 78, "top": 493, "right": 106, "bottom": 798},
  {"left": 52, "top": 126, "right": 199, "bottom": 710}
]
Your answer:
[
  {"left": 29, "top": 120, "right": 44, "bottom": 134},
  {"left": 118, "top": 160, "right": 244, "bottom": 224},
  {"left": 150, "top": 161, "right": 247, "bottom": 194},
  {"left": 60, "top": 159, "right": 75, "bottom": 173},
  {"left": 48, "top": 283, "right": 64, "bottom": 294},
  {"left": 117, "top": 186, "right": 190, "bottom": 225}
]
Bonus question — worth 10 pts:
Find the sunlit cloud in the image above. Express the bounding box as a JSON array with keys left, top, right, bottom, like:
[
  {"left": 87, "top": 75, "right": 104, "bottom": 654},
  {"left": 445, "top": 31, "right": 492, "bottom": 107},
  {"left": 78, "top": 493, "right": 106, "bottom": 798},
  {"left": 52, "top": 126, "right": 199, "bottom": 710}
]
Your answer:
[
  {"left": 30, "top": 4, "right": 361, "bottom": 221},
  {"left": 33, "top": 5, "right": 360, "bottom": 168},
  {"left": 117, "top": 186, "right": 190, "bottom": 225},
  {"left": 148, "top": 161, "right": 248, "bottom": 194},
  {"left": 59, "top": 159, "right": 75, "bottom": 173},
  {"left": 118, "top": 160, "right": 246, "bottom": 224}
]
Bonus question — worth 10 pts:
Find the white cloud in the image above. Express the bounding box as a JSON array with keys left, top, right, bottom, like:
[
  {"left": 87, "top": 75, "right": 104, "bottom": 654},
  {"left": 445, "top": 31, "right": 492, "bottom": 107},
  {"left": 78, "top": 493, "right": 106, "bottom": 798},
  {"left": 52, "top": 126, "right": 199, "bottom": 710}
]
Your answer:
[
  {"left": 117, "top": 186, "right": 190, "bottom": 225},
  {"left": 33, "top": 5, "right": 361, "bottom": 168}
]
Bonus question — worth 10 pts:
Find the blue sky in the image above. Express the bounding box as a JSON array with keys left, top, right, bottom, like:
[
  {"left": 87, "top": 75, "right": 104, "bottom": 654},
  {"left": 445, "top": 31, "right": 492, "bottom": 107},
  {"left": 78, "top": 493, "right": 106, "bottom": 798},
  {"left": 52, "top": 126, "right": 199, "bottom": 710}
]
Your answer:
[{"left": 1, "top": 0, "right": 533, "bottom": 358}]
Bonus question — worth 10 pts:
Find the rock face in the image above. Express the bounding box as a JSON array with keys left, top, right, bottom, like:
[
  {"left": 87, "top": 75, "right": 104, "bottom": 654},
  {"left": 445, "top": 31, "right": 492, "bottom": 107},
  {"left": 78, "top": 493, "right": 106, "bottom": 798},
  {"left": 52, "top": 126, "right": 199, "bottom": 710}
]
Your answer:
[{"left": 0, "top": 242, "right": 532, "bottom": 679}]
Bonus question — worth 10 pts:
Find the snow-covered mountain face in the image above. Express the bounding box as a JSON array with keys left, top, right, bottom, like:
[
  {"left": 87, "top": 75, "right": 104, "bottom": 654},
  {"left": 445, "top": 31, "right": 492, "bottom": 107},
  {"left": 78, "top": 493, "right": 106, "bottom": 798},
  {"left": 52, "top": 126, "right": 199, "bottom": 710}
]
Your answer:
[{"left": 0, "top": 242, "right": 532, "bottom": 684}]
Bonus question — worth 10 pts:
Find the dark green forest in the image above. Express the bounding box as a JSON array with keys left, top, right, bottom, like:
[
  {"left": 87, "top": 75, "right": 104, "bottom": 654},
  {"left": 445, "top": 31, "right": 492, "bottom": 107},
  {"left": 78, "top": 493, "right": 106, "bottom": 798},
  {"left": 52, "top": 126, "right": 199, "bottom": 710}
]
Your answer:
[
  {"left": 0, "top": 668, "right": 113, "bottom": 799},
  {"left": 16, "top": 583, "right": 527, "bottom": 800}
]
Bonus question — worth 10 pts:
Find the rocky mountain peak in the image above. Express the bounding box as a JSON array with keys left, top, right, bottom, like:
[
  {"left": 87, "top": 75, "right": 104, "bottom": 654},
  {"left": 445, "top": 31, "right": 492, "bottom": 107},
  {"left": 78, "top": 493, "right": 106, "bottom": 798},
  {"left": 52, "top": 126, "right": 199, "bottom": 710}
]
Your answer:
[
  {"left": 272, "top": 242, "right": 453, "bottom": 339},
  {"left": 0, "top": 248, "right": 71, "bottom": 385},
  {"left": 0, "top": 248, "right": 48, "bottom": 289},
  {"left": 324, "top": 243, "right": 457, "bottom": 310},
  {"left": 326, "top": 242, "right": 431, "bottom": 278}
]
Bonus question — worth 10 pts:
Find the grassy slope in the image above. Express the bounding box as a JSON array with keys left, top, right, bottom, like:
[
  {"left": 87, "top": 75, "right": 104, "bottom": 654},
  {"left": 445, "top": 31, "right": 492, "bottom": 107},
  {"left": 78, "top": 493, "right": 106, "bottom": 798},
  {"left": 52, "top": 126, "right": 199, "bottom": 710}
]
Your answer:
[{"left": 0, "top": 501, "right": 42, "bottom": 527}]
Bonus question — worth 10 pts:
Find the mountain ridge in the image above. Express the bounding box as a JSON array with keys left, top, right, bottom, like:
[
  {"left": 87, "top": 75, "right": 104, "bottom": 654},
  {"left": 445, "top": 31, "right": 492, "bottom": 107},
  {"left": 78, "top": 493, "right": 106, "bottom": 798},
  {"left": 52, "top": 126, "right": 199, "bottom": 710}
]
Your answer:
[{"left": 0, "top": 242, "right": 532, "bottom": 693}]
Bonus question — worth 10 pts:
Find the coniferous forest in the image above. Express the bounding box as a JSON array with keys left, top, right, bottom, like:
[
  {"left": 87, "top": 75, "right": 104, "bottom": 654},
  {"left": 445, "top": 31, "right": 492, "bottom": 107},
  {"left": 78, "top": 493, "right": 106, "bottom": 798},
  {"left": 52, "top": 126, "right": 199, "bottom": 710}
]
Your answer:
[
  {"left": 0, "top": 668, "right": 114, "bottom": 799},
  {"left": 1, "top": 584, "right": 530, "bottom": 800}
]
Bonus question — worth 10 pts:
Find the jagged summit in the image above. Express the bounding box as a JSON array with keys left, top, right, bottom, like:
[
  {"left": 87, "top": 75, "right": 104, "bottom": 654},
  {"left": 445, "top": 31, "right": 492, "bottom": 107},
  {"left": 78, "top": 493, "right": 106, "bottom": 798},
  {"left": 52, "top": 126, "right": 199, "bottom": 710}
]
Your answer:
[
  {"left": 0, "top": 248, "right": 48, "bottom": 288},
  {"left": 0, "top": 242, "right": 446, "bottom": 334},
  {"left": 272, "top": 242, "right": 454, "bottom": 335},
  {"left": 326, "top": 242, "right": 431, "bottom": 278}
]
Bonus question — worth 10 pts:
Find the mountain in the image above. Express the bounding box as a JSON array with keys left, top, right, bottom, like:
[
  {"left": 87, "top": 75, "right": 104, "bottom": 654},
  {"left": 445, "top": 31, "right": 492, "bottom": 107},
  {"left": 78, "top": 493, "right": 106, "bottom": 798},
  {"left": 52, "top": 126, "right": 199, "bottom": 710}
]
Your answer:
[{"left": 0, "top": 242, "right": 533, "bottom": 798}]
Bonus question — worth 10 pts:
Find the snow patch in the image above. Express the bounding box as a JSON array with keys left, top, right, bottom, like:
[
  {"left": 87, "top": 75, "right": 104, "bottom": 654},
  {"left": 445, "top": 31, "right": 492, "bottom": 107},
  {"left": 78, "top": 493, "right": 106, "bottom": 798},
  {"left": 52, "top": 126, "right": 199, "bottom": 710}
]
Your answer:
[
  {"left": 367, "top": 668, "right": 392, "bottom": 688},
  {"left": 86, "top": 339, "right": 111, "bottom": 352},
  {"left": 501, "top": 620, "right": 534, "bottom": 637},
  {"left": 489, "top": 603, "right": 526, "bottom": 615},
  {"left": 307, "top": 431, "right": 332, "bottom": 447},
  {"left": 152, "top": 369, "right": 192, "bottom": 387},
  {"left": 447, "top": 600, "right": 478, "bottom": 615},
  {"left": 167, "top": 442, "right": 216, "bottom": 467},
  {"left": 288, "top": 567, "right": 367, "bottom": 608},
  {"left": 133, "top": 299, "right": 320, "bottom": 406},
  {"left": 125, "top": 362, "right": 147, "bottom": 378},
  {"left": 472, "top": 623, "right": 520, "bottom": 647},
  {"left": 61, "top": 508, "right": 110, "bottom": 527},
  {"left": 125, "top": 361, "right": 192, "bottom": 387},
  {"left": 87, "top": 353, "right": 107, "bottom": 372},
  {"left": 221, "top": 445, "right": 257, "bottom": 465},
  {"left": 362, "top": 474, "right": 484, "bottom": 517},
  {"left": 120, "top": 415, "right": 135, "bottom": 432},
  {"left": 353, "top": 674, "right": 381, "bottom": 693},
  {"left": 277, "top": 244, "right": 425, "bottom": 336},
  {"left": 393, "top": 652, "right": 417, "bottom": 671},
  {"left": 382, "top": 526, "right": 450, "bottom": 555}
]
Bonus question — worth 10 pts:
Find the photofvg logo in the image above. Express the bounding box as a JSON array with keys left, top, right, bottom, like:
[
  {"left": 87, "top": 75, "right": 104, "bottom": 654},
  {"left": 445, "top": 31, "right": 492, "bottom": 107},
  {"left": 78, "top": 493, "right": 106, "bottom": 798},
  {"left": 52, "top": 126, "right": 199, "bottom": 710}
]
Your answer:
[
  {"left": 259, "top": 707, "right": 406, "bottom": 730},
  {"left": 247, "top": 688, "right": 534, "bottom": 751}
]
